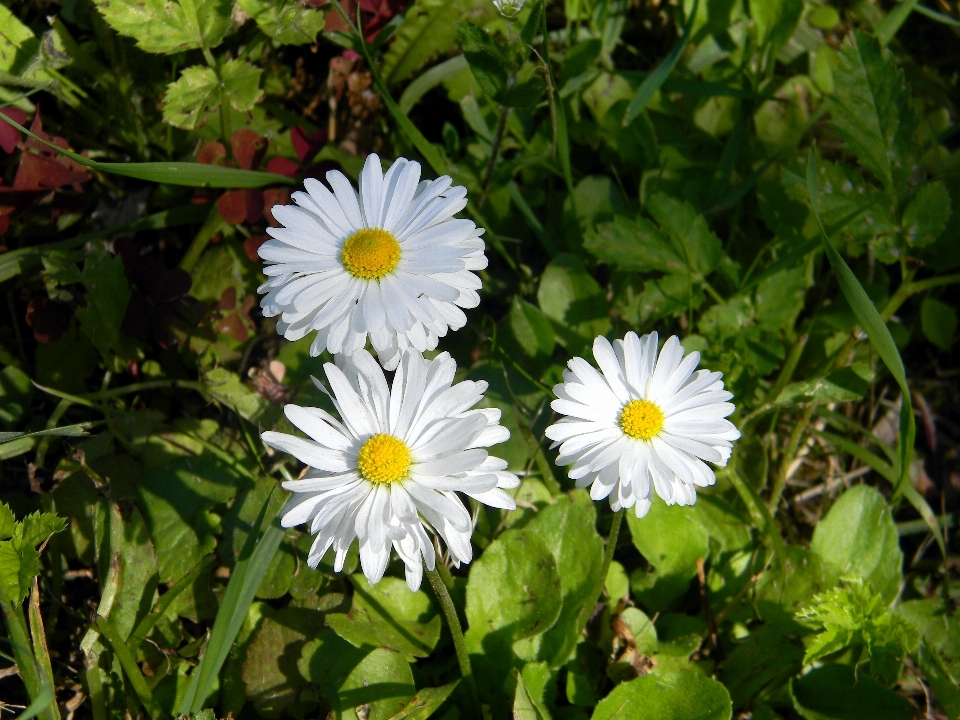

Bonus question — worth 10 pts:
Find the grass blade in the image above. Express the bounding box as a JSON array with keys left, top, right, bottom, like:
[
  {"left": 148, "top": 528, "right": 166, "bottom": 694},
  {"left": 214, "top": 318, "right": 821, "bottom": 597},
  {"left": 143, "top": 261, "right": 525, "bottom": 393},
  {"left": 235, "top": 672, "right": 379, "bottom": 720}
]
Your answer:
[
  {"left": 128, "top": 555, "right": 215, "bottom": 652},
  {"left": 95, "top": 615, "right": 168, "bottom": 720},
  {"left": 398, "top": 55, "right": 468, "bottom": 114},
  {"left": 622, "top": 0, "right": 698, "bottom": 126},
  {"left": 27, "top": 584, "right": 58, "bottom": 720},
  {"left": 804, "top": 148, "right": 943, "bottom": 560},
  {"left": 179, "top": 486, "right": 283, "bottom": 714},
  {"left": 0, "top": 115, "right": 295, "bottom": 188}
]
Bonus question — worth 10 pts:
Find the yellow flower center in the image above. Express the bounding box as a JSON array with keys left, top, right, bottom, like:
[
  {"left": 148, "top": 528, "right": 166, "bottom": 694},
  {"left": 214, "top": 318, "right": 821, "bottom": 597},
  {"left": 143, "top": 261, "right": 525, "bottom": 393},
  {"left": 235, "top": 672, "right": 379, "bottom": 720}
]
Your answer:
[
  {"left": 357, "top": 433, "right": 411, "bottom": 484},
  {"left": 341, "top": 227, "right": 401, "bottom": 280},
  {"left": 619, "top": 399, "right": 664, "bottom": 441}
]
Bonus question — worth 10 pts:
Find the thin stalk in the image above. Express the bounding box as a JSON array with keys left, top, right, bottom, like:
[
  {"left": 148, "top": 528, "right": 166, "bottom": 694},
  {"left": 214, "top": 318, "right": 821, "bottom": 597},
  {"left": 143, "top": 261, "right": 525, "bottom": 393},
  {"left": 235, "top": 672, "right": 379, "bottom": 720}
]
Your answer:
[
  {"left": 769, "top": 405, "right": 814, "bottom": 514},
  {"left": 881, "top": 272, "right": 960, "bottom": 322},
  {"left": 425, "top": 568, "right": 480, "bottom": 716},
  {"left": 597, "top": 509, "right": 623, "bottom": 603},
  {"left": 481, "top": 107, "right": 510, "bottom": 200}
]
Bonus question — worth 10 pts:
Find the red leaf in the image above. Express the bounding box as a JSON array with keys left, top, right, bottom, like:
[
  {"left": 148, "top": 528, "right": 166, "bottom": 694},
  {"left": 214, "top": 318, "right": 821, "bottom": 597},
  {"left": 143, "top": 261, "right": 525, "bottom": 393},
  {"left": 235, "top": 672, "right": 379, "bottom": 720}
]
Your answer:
[
  {"left": 243, "top": 234, "right": 269, "bottom": 263},
  {"left": 266, "top": 156, "right": 300, "bottom": 178},
  {"left": 0, "top": 108, "right": 26, "bottom": 154},
  {"left": 25, "top": 297, "right": 72, "bottom": 343},
  {"left": 217, "top": 286, "right": 238, "bottom": 311},
  {"left": 14, "top": 151, "right": 90, "bottom": 191},
  {"left": 262, "top": 188, "right": 292, "bottom": 226},
  {"left": 217, "top": 189, "right": 264, "bottom": 224},
  {"left": 0, "top": 215, "right": 8, "bottom": 237},
  {"left": 197, "top": 142, "right": 227, "bottom": 165},
  {"left": 218, "top": 312, "right": 250, "bottom": 342},
  {"left": 290, "top": 125, "right": 327, "bottom": 164},
  {"left": 230, "top": 129, "right": 268, "bottom": 171}
]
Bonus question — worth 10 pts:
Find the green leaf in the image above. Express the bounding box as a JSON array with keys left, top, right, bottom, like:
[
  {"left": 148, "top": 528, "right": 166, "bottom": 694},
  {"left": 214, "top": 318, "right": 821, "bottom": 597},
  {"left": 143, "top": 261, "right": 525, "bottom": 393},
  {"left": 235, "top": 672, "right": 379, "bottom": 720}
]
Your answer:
[
  {"left": 386, "top": 680, "right": 459, "bottom": 720},
  {"left": 519, "top": 499, "right": 603, "bottom": 667},
  {"left": 237, "top": 0, "right": 328, "bottom": 44},
  {"left": 326, "top": 574, "right": 441, "bottom": 661},
  {"left": 220, "top": 59, "right": 264, "bottom": 112},
  {"left": 775, "top": 365, "right": 874, "bottom": 407},
  {"left": 790, "top": 663, "right": 914, "bottom": 720},
  {"left": 0, "top": 365, "right": 33, "bottom": 426},
  {"left": 465, "top": 527, "right": 562, "bottom": 717},
  {"left": 900, "top": 599, "right": 960, "bottom": 719},
  {"left": 20, "top": 512, "right": 66, "bottom": 548},
  {"left": 591, "top": 670, "right": 732, "bottom": 720},
  {"left": 459, "top": 23, "right": 510, "bottom": 101},
  {"left": 75, "top": 246, "right": 131, "bottom": 359},
  {"left": 92, "top": 0, "right": 232, "bottom": 54},
  {"left": 300, "top": 631, "right": 415, "bottom": 720},
  {"left": 163, "top": 65, "right": 218, "bottom": 130},
  {"left": 622, "top": 0, "right": 698, "bottom": 126},
  {"left": 536, "top": 253, "right": 611, "bottom": 353},
  {"left": 0, "top": 504, "right": 15, "bottom": 541},
  {"left": 512, "top": 669, "right": 549, "bottom": 720},
  {"left": 902, "top": 181, "right": 951, "bottom": 247},
  {"left": 921, "top": 296, "right": 958, "bottom": 351},
  {"left": 796, "top": 578, "right": 918, "bottom": 684},
  {"left": 809, "top": 485, "right": 902, "bottom": 603},
  {"left": 721, "top": 618, "right": 806, "bottom": 709},
  {"left": 509, "top": 297, "right": 556, "bottom": 358},
  {"left": 830, "top": 31, "right": 914, "bottom": 192},
  {"left": 96, "top": 613, "right": 170, "bottom": 720},
  {"left": 752, "top": 0, "right": 803, "bottom": 54}
]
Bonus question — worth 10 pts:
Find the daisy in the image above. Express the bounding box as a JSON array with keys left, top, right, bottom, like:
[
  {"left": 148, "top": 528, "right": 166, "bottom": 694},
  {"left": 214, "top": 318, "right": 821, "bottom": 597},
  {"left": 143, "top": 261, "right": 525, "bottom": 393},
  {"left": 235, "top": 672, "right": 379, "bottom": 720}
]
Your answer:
[
  {"left": 545, "top": 332, "right": 740, "bottom": 518},
  {"left": 261, "top": 348, "right": 519, "bottom": 591},
  {"left": 257, "top": 154, "right": 487, "bottom": 370}
]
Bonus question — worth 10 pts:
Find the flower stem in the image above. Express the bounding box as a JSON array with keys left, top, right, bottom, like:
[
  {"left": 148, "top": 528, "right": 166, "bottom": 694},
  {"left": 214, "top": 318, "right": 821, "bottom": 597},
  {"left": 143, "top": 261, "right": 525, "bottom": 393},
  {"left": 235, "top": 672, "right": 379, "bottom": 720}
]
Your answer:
[
  {"left": 425, "top": 568, "right": 480, "bottom": 715},
  {"left": 575, "top": 508, "right": 623, "bottom": 637}
]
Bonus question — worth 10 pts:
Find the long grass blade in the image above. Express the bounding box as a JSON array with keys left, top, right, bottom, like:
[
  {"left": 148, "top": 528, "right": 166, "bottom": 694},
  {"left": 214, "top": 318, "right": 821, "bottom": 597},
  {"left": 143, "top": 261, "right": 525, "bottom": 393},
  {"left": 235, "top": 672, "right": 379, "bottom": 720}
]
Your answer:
[
  {"left": 179, "top": 486, "right": 283, "bottom": 714},
  {"left": 28, "top": 584, "right": 58, "bottom": 720},
  {"left": 95, "top": 615, "right": 168, "bottom": 720},
  {"left": 804, "top": 148, "right": 944, "bottom": 560},
  {"left": 622, "top": 0, "right": 698, "bottom": 126},
  {"left": 0, "top": 115, "right": 295, "bottom": 188},
  {"left": 398, "top": 55, "right": 468, "bottom": 114}
]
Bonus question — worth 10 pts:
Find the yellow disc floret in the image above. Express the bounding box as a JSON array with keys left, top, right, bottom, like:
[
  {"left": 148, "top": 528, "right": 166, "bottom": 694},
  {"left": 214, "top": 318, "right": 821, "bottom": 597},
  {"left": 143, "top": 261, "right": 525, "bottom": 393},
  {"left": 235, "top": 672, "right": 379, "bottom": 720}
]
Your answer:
[
  {"left": 619, "top": 399, "right": 664, "bottom": 441},
  {"left": 357, "top": 433, "right": 411, "bottom": 484},
  {"left": 341, "top": 227, "right": 401, "bottom": 280}
]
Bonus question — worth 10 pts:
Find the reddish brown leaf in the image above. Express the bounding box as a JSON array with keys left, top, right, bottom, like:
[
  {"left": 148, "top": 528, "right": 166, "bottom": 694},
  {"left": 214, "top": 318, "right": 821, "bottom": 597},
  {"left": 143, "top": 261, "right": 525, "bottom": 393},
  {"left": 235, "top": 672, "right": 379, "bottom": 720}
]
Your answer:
[
  {"left": 197, "top": 142, "right": 227, "bottom": 165},
  {"left": 244, "top": 234, "right": 269, "bottom": 263},
  {"left": 217, "top": 188, "right": 264, "bottom": 224},
  {"left": 266, "top": 156, "right": 300, "bottom": 178},
  {"left": 0, "top": 108, "right": 27, "bottom": 154},
  {"left": 262, "top": 188, "right": 292, "bottom": 226},
  {"left": 14, "top": 152, "right": 90, "bottom": 191},
  {"left": 218, "top": 312, "right": 249, "bottom": 342},
  {"left": 230, "top": 129, "right": 268, "bottom": 171},
  {"left": 217, "top": 286, "right": 238, "bottom": 311},
  {"left": 25, "top": 297, "right": 72, "bottom": 343},
  {"left": 0, "top": 214, "right": 9, "bottom": 237},
  {"left": 290, "top": 125, "right": 327, "bottom": 164}
]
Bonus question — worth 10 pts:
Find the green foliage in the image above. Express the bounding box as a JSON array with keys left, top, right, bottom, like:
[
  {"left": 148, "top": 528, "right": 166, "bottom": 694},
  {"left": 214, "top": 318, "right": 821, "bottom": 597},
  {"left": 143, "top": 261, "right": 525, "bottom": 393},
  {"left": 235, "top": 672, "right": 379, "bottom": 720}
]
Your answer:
[
  {"left": 92, "top": 0, "right": 233, "bottom": 54},
  {"left": 796, "top": 578, "right": 919, "bottom": 684},
  {"left": 590, "top": 671, "right": 732, "bottom": 720},
  {"left": 0, "top": 504, "right": 65, "bottom": 605}
]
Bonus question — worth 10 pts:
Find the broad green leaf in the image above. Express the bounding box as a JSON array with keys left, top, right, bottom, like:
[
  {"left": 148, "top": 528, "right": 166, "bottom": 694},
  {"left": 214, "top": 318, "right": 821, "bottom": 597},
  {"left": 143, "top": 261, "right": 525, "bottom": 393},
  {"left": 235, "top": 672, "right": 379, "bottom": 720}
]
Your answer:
[
  {"left": 76, "top": 246, "right": 131, "bottom": 359},
  {"left": 775, "top": 365, "right": 874, "bottom": 407},
  {"left": 458, "top": 23, "right": 510, "bottom": 101},
  {"left": 300, "top": 631, "right": 415, "bottom": 720},
  {"left": 163, "top": 65, "right": 218, "bottom": 130},
  {"left": 605, "top": 560, "right": 630, "bottom": 602},
  {"left": 536, "top": 253, "right": 610, "bottom": 353},
  {"left": 465, "top": 527, "right": 562, "bottom": 717},
  {"left": 830, "top": 32, "right": 914, "bottom": 192},
  {"left": 387, "top": 680, "right": 459, "bottom": 720},
  {"left": 512, "top": 670, "right": 548, "bottom": 720},
  {"left": 519, "top": 499, "right": 603, "bottom": 667},
  {"left": 0, "top": 539, "right": 39, "bottom": 605},
  {"left": 510, "top": 297, "right": 556, "bottom": 358},
  {"left": 204, "top": 367, "right": 280, "bottom": 426},
  {"left": 220, "top": 59, "right": 264, "bottom": 112},
  {"left": 326, "top": 575, "right": 441, "bottom": 660},
  {"left": 0, "top": 424, "right": 92, "bottom": 445},
  {"left": 618, "top": 607, "right": 657, "bottom": 654},
  {"left": 92, "top": 0, "right": 232, "bottom": 54},
  {"left": 241, "top": 607, "right": 322, "bottom": 718},
  {"left": 237, "top": 0, "right": 328, "bottom": 44},
  {"left": 755, "top": 266, "right": 809, "bottom": 331},
  {"left": 721, "top": 618, "right": 806, "bottom": 708},
  {"left": 591, "top": 670, "right": 732, "bottom": 720},
  {"left": 921, "top": 297, "right": 957, "bottom": 351},
  {"left": 752, "top": 0, "right": 803, "bottom": 54},
  {"left": 902, "top": 181, "right": 951, "bottom": 247},
  {"left": 110, "top": 507, "right": 160, "bottom": 640},
  {"left": 899, "top": 599, "right": 960, "bottom": 718},
  {"left": 20, "top": 512, "right": 67, "bottom": 548},
  {"left": 790, "top": 663, "right": 913, "bottom": 720},
  {"left": 809, "top": 485, "right": 902, "bottom": 603},
  {"left": 646, "top": 192, "right": 722, "bottom": 278}
]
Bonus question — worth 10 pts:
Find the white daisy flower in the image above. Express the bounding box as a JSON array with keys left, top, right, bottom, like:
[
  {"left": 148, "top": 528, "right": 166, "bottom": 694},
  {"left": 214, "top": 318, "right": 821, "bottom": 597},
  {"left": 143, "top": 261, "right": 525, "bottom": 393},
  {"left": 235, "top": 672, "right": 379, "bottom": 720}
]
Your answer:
[
  {"left": 545, "top": 332, "right": 740, "bottom": 518},
  {"left": 261, "top": 348, "right": 519, "bottom": 591},
  {"left": 257, "top": 154, "right": 487, "bottom": 370}
]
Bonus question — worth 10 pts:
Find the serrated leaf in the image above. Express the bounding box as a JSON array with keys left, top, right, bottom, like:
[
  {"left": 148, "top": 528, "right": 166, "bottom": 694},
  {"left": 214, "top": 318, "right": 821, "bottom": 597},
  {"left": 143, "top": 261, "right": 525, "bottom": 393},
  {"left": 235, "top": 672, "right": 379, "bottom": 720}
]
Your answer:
[
  {"left": 830, "top": 31, "right": 914, "bottom": 192},
  {"left": 20, "top": 512, "right": 66, "bottom": 548},
  {"left": 902, "top": 181, "right": 951, "bottom": 247},
  {"left": 92, "top": 0, "right": 232, "bottom": 54},
  {"left": 220, "top": 59, "right": 264, "bottom": 112},
  {"left": 0, "top": 538, "right": 39, "bottom": 605},
  {"left": 459, "top": 23, "right": 511, "bottom": 101},
  {"left": 775, "top": 365, "right": 874, "bottom": 407},
  {"left": 0, "top": 504, "right": 15, "bottom": 541},
  {"left": 237, "top": 0, "right": 328, "bottom": 44},
  {"left": 163, "top": 65, "right": 219, "bottom": 130}
]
